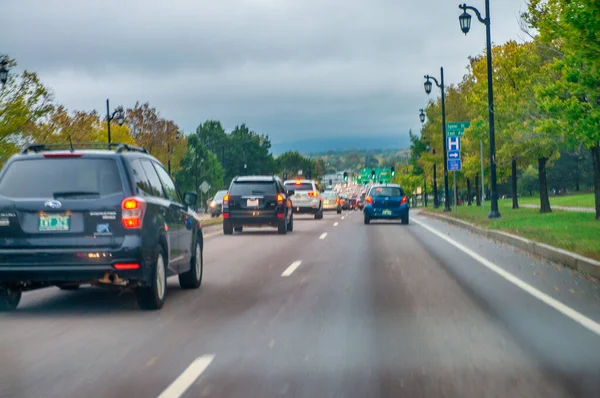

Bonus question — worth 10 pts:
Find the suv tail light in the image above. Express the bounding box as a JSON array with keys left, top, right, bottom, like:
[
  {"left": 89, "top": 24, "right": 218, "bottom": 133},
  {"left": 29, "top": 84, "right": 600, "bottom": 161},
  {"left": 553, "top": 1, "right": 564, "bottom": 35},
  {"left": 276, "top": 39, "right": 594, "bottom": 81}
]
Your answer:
[
  {"left": 122, "top": 197, "right": 146, "bottom": 229},
  {"left": 365, "top": 196, "right": 373, "bottom": 204},
  {"left": 400, "top": 196, "right": 408, "bottom": 205},
  {"left": 222, "top": 193, "right": 230, "bottom": 219},
  {"left": 277, "top": 193, "right": 284, "bottom": 204}
]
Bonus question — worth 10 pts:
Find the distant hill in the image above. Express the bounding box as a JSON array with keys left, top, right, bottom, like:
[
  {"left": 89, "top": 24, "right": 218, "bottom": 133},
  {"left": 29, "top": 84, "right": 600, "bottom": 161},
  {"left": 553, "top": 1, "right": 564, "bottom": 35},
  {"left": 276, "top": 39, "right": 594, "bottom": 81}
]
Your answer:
[{"left": 270, "top": 135, "right": 410, "bottom": 155}]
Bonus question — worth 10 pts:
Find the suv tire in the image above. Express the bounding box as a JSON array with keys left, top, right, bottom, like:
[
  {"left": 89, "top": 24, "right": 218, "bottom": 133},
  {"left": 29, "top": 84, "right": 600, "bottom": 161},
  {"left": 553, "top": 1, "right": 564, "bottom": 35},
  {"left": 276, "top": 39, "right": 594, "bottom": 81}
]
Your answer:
[
  {"left": 401, "top": 215, "right": 409, "bottom": 225},
  {"left": 364, "top": 215, "right": 370, "bottom": 225},
  {"left": 314, "top": 207, "right": 324, "bottom": 220},
  {"left": 286, "top": 214, "right": 294, "bottom": 232},
  {"left": 0, "top": 287, "right": 21, "bottom": 311},
  {"left": 223, "top": 220, "right": 233, "bottom": 235},
  {"left": 278, "top": 218, "right": 288, "bottom": 234},
  {"left": 179, "top": 241, "right": 202, "bottom": 289},
  {"left": 136, "top": 246, "right": 167, "bottom": 310}
]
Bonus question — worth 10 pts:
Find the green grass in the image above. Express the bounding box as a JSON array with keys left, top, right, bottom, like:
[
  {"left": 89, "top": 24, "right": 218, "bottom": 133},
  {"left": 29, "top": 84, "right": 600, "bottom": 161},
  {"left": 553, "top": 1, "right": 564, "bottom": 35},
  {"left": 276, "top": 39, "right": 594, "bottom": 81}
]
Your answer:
[
  {"left": 517, "top": 193, "right": 595, "bottom": 209},
  {"left": 428, "top": 201, "right": 600, "bottom": 260},
  {"left": 201, "top": 217, "right": 223, "bottom": 227}
]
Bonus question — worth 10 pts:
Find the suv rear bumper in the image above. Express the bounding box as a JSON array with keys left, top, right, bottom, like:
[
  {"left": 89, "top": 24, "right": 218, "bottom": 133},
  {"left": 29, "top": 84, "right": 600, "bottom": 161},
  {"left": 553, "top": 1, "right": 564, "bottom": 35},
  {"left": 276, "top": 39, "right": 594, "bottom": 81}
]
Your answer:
[
  {"left": 0, "top": 236, "right": 150, "bottom": 285},
  {"left": 225, "top": 209, "right": 285, "bottom": 226}
]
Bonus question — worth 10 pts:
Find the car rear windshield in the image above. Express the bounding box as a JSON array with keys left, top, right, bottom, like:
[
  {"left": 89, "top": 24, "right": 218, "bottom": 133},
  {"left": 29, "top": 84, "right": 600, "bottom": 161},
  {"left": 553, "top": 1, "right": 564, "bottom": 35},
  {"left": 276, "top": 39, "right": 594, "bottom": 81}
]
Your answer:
[
  {"left": 230, "top": 181, "right": 277, "bottom": 196},
  {"left": 370, "top": 187, "right": 404, "bottom": 197},
  {"left": 0, "top": 158, "right": 123, "bottom": 199},
  {"left": 214, "top": 191, "right": 227, "bottom": 200},
  {"left": 285, "top": 183, "right": 313, "bottom": 191}
]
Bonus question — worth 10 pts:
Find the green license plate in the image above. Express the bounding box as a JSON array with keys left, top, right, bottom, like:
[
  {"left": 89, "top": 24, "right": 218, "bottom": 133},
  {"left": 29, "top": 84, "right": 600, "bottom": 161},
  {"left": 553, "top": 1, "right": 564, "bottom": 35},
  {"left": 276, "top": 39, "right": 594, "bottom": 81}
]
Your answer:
[
  {"left": 382, "top": 209, "right": 392, "bottom": 216},
  {"left": 39, "top": 214, "right": 70, "bottom": 231}
]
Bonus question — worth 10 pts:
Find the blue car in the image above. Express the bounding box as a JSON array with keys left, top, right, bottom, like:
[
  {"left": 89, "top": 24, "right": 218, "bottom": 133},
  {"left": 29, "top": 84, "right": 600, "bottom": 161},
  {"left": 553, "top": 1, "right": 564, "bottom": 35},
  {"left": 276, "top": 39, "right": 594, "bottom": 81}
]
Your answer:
[{"left": 363, "top": 184, "right": 409, "bottom": 225}]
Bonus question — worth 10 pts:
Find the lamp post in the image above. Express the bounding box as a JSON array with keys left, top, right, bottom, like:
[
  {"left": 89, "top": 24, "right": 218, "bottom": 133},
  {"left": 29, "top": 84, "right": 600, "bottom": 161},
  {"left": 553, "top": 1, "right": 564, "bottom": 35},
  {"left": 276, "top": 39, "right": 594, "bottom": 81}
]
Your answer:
[
  {"left": 458, "top": 1, "right": 501, "bottom": 218},
  {"left": 0, "top": 58, "right": 9, "bottom": 88},
  {"left": 167, "top": 131, "right": 182, "bottom": 175},
  {"left": 424, "top": 68, "right": 450, "bottom": 212},
  {"left": 420, "top": 109, "right": 437, "bottom": 208},
  {"left": 105, "top": 99, "right": 125, "bottom": 145}
]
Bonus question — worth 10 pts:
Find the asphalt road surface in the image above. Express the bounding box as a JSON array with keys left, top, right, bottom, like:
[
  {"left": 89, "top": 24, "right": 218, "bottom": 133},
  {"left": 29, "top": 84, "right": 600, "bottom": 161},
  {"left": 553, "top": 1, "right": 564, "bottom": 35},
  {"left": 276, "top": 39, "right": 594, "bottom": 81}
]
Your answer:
[{"left": 1, "top": 210, "right": 599, "bottom": 398}]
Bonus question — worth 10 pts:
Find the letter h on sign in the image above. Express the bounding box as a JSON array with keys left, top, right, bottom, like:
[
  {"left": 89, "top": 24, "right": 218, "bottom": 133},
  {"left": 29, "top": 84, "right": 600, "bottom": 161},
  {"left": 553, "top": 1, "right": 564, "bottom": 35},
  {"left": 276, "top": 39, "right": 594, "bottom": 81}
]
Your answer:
[{"left": 447, "top": 137, "right": 461, "bottom": 152}]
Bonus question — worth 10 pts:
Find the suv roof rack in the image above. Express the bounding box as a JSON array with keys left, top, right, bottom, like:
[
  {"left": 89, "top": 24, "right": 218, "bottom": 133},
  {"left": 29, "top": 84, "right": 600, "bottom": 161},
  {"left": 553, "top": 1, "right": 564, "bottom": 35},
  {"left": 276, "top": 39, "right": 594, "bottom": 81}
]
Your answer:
[{"left": 20, "top": 142, "right": 148, "bottom": 155}]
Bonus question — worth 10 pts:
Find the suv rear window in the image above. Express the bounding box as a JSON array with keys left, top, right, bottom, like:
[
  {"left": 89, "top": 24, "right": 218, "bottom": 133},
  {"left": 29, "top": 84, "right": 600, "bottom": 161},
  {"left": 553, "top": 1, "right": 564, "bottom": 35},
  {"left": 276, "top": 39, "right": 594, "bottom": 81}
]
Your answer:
[
  {"left": 370, "top": 187, "right": 404, "bottom": 197},
  {"left": 230, "top": 181, "right": 277, "bottom": 195},
  {"left": 0, "top": 158, "right": 122, "bottom": 199},
  {"left": 285, "top": 183, "right": 313, "bottom": 191}
]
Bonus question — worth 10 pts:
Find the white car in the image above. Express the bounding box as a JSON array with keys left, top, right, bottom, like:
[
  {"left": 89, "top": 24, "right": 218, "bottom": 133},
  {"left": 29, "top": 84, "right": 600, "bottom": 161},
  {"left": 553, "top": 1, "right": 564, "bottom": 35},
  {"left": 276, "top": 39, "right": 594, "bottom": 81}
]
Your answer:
[{"left": 284, "top": 180, "right": 323, "bottom": 219}]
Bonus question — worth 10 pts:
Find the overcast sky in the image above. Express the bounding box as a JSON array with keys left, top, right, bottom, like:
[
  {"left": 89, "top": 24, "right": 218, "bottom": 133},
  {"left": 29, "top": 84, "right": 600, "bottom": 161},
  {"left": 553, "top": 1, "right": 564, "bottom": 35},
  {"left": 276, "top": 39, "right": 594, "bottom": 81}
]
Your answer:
[{"left": 2, "top": 0, "right": 530, "bottom": 149}]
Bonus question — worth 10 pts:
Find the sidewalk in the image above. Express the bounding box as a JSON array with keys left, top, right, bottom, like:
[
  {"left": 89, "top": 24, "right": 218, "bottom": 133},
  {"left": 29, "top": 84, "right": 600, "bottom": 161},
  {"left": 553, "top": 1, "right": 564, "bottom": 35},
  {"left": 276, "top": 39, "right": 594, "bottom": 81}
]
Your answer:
[{"left": 521, "top": 204, "right": 595, "bottom": 213}]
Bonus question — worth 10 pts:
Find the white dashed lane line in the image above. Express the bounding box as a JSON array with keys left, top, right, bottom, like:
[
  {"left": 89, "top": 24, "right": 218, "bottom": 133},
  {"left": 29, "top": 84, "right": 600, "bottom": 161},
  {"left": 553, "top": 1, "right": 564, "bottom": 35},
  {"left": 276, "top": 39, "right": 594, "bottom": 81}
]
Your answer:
[
  {"left": 319, "top": 233, "right": 328, "bottom": 240},
  {"left": 157, "top": 355, "right": 215, "bottom": 398},
  {"left": 281, "top": 261, "right": 302, "bottom": 277},
  {"left": 334, "top": 222, "right": 339, "bottom": 226}
]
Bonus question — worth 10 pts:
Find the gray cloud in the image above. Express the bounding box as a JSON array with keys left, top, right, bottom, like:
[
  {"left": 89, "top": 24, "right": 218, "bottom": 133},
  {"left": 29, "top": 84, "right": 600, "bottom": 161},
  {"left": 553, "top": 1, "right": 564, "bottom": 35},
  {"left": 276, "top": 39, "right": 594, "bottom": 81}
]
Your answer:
[{"left": 2, "top": 0, "right": 529, "bottom": 148}]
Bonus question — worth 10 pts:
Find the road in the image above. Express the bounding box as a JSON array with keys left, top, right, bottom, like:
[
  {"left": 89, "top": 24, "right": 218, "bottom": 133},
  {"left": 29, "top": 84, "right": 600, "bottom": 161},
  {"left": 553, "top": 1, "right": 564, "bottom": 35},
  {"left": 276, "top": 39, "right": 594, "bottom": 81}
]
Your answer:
[{"left": 1, "top": 210, "right": 599, "bottom": 398}]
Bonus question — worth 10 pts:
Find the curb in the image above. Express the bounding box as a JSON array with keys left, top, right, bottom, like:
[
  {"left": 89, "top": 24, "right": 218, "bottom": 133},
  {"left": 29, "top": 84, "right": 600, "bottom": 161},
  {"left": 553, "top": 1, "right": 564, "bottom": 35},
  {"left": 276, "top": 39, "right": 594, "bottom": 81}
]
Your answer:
[{"left": 421, "top": 210, "right": 600, "bottom": 278}]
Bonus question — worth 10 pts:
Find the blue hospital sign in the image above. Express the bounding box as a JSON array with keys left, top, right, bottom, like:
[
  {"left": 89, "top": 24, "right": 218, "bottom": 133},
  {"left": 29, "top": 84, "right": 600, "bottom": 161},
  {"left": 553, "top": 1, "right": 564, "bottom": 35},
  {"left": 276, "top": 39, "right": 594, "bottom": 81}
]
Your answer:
[{"left": 447, "top": 137, "right": 461, "bottom": 152}]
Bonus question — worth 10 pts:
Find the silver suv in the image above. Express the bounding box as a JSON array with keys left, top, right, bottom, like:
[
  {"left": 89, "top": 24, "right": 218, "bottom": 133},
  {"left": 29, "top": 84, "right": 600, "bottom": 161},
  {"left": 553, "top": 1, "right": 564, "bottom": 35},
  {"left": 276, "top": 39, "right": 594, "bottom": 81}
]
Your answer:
[{"left": 284, "top": 180, "right": 323, "bottom": 219}]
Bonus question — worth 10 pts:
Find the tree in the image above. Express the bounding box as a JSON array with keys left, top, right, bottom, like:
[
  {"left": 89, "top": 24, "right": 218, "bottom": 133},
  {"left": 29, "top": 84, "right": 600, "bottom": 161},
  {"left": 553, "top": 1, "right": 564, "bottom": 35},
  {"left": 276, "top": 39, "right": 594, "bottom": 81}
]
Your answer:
[
  {"left": 525, "top": 0, "right": 600, "bottom": 219},
  {"left": 174, "top": 133, "right": 225, "bottom": 208},
  {"left": 0, "top": 56, "right": 54, "bottom": 166},
  {"left": 126, "top": 102, "right": 183, "bottom": 171}
]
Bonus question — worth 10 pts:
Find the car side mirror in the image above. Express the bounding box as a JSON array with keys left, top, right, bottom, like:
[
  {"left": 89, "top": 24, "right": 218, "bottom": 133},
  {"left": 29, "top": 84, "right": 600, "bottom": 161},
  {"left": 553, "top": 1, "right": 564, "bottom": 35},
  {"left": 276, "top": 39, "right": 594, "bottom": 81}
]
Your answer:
[
  {"left": 183, "top": 192, "right": 197, "bottom": 207},
  {"left": 287, "top": 189, "right": 295, "bottom": 196}
]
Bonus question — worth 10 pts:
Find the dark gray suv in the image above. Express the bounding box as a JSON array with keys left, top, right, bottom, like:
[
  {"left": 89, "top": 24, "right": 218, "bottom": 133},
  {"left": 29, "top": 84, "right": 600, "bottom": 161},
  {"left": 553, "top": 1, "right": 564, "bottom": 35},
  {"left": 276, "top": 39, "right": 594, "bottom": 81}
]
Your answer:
[{"left": 0, "top": 143, "right": 203, "bottom": 311}]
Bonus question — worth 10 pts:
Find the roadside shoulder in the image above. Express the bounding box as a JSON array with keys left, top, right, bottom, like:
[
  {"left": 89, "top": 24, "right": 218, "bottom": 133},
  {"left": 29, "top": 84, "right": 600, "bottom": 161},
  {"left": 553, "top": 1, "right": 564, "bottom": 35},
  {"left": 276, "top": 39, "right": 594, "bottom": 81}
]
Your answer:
[{"left": 421, "top": 210, "right": 600, "bottom": 279}]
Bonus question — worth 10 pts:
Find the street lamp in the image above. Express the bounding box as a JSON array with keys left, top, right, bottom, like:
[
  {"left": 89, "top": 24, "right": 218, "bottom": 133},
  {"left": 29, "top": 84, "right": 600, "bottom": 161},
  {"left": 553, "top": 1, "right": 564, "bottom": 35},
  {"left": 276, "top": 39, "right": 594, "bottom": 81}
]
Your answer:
[
  {"left": 0, "top": 58, "right": 9, "bottom": 88},
  {"left": 458, "top": 1, "right": 501, "bottom": 218},
  {"left": 423, "top": 68, "right": 451, "bottom": 212},
  {"left": 419, "top": 109, "right": 426, "bottom": 124},
  {"left": 105, "top": 99, "right": 125, "bottom": 145}
]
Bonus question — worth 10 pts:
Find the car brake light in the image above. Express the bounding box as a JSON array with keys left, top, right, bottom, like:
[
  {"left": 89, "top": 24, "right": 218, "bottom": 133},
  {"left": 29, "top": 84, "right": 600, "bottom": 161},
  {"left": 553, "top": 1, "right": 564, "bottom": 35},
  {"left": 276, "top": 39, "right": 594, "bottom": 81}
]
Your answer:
[
  {"left": 223, "top": 193, "right": 229, "bottom": 205},
  {"left": 308, "top": 191, "right": 319, "bottom": 197},
  {"left": 43, "top": 153, "right": 83, "bottom": 158},
  {"left": 277, "top": 193, "right": 284, "bottom": 204},
  {"left": 400, "top": 196, "right": 408, "bottom": 205},
  {"left": 366, "top": 196, "right": 373, "bottom": 204},
  {"left": 223, "top": 213, "right": 229, "bottom": 219},
  {"left": 277, "top": 212, "right": 285, "bottom": 219},
  {"left": 121, "top": 197, "right": 146, "bottom": 229},
  {"left": 113, "top": 263, "right": 140, "bottom": 270}
]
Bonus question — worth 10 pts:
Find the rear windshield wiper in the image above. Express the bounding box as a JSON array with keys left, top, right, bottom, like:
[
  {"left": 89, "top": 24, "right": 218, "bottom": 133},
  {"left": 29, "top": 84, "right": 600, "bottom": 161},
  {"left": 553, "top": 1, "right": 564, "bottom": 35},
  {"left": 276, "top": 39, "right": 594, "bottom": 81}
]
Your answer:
[{"left": 53, "top": 191, "right": 100, "bottom": 198}]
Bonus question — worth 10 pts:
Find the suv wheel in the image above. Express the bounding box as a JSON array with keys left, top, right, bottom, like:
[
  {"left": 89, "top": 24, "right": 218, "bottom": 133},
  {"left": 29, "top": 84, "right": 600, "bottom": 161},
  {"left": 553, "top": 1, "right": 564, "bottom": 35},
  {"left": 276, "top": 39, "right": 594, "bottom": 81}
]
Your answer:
[
  {"left": 179, "top": 241, "right": 203, "bottom": 289},
  {"left": 401, "top": 214, "right": 409, "bottom": 225},
  {"left": 223, "top": 220, "right": 233, "bottom": 235},
  {"left": 364, "top": 215, "right": 370, "bottom": 225},
  {"left": 278, "top": 217, "right": 288, "bottom": 234},
  {"left": 136, "top": 246, "right": 167, "bottom": 310},
  {"left": 0, "top": 287, "right": 21, "bottom": 312},
  {"left": 287, "top": 214, "right": 294, "bottom": 232},
  {"left": 314, "top": 207, "right": 324, "bottom": 220}
]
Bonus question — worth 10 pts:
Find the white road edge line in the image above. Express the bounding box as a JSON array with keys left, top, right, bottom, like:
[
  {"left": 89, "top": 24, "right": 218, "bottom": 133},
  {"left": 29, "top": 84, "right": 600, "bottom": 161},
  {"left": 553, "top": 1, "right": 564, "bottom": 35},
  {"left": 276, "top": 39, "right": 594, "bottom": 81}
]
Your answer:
[
  {"left": 157, "top": 354, "right": 215, "bottom": 398},
  {"left": 319, "top": 233, "right": 328, "bottom": 240},
  {"left": 281, "top": 261, "right": 302, "bottom": 277},
  {"left": 334, "top": 222, "right": 339, "bottom": 226},
  {"left": 411, "top": 217, "right": 600, "bottom": 337}
]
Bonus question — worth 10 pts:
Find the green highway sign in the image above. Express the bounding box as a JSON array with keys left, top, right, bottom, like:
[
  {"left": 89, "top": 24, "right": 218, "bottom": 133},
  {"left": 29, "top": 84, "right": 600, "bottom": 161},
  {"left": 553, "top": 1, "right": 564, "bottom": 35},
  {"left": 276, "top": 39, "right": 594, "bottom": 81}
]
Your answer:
[{"left": 446, "top": 121, "right": 470, "bottom": 137}]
